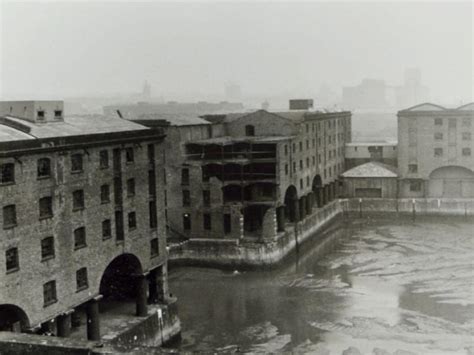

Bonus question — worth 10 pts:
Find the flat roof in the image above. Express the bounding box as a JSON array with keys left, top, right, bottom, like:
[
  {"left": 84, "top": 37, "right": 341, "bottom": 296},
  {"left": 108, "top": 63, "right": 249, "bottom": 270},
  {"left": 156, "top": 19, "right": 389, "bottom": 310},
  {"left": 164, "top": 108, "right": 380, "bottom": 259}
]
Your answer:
[
  {"left": 188, "top": 135, "right": 293, "bottom": 145},
  {"left": 346, "top": 141, "right": 397, "bottom": 147}
]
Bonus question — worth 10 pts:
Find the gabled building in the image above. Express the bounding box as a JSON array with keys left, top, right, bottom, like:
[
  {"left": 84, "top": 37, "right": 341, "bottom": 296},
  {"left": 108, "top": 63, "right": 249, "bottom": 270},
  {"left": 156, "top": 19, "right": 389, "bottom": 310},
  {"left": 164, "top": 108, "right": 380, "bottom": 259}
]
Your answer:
[{"left": 397, "top": 102, "right": 474, "bottom": 198}]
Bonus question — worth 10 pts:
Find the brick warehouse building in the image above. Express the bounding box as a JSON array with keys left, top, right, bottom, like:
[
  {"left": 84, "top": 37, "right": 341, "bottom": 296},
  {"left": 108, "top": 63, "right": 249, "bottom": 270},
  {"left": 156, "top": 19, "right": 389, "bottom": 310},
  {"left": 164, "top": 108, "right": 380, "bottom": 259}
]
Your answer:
[
  {"left": 0, "top": 101, "right": 171, "bottom": 340},
  {"left": 398, "top": 102, "right": 474, "bottom": 198},
  {"left": 161, "top": 101, "right": 351, "bottom": 241}
]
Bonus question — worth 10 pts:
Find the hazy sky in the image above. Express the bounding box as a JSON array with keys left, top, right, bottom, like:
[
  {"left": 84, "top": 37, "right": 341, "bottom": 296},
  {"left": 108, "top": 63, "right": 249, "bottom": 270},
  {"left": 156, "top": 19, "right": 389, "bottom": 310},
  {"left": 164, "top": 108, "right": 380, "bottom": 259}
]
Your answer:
[{"left": 1, "top": 1, "right": 472, "bottom": 104}]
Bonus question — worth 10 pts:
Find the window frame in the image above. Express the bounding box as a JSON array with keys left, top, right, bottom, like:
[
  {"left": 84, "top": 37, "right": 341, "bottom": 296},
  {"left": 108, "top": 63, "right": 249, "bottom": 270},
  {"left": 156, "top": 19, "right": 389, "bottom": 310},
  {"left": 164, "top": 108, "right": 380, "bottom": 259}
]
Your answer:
[
  {"left": 73, "top": 227, "right": 87, "bottom": 250},
  {"left": 41, "top": 236, "right": 55, "bottom": 261}
]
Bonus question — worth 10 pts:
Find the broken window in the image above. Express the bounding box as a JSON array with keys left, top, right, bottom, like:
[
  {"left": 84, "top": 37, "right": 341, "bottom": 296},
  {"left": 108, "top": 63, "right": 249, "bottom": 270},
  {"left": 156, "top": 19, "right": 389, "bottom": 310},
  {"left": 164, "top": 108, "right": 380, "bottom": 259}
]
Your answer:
[
  {"left": 71, "top": 154, "right": 83, "bottom": 172},
  {"left": 128, "top": 212, "right": 137, "bottom": 230},
  {"left": 5, "top": 248, "right": 19, "bottom": 272},
  {"left": 43, "top": 280, "right": 57, "bottom": 306},
  {"left": 100, "top": 185, "right": 110, "bottom": 203},
  {"left": 150, "top": 238, "right": 159, "bottom": 257},
  {"left": 72, "top": 190, "right": 85, "bottom": 210},
  {"left": 0, "top": 163, "right": 15, "bottom": 184},
  {"left": 76, "top": 267, "right": 88, "bottom": 291},
  {"left": 37, "top": 158, "right": 51, "bottom": 178},
  {"left": 125, "top": 147, "right": 134, "bottom": 163},
  {"left": 41, "top": 237, "right": 55, "bottom": 260},
  {"left": 183, "top": 190, "right": 191, "bottom": 206},
  {"left": 39, "top": 197, "right": 53, "bottom": 219},
  {"left": 74, "top": 227, "right": 86, "bottom": 249},
  {"left": 203, "top": 213, "right": 211, "bottom": 230},
  {"left": 127, "top": 178, "right": 135, "bottom": 197},
  {"left": 99, "top": 150, "right": 109, "bottom": 168},
  {"left": 3, "top": 205, "right": 17, "bottom": 228},
  {"left": 102, "top": 220, "right": 111, "bottom": 239}
]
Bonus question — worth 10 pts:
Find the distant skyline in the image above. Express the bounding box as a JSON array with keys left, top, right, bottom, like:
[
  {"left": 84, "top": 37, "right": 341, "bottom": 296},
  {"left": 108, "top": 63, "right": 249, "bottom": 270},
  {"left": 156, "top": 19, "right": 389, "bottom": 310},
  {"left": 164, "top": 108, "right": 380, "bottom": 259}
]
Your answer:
[{"left": 1, "top": 1, "right": 472, "bottom": 106}]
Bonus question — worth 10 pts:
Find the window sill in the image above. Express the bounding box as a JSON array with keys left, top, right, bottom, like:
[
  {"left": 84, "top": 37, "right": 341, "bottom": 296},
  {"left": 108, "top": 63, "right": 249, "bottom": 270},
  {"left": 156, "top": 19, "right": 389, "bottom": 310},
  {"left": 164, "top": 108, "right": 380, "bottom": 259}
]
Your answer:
[
  {"left": 101, "top": 200, "right": 111, "bottom": 205},
  {"left": 37, "top": 176, "right": 51, "bottom": 180},
  {"left": 43, "top": 299, "right": 58, "bottom": 308},
  {"left": 99, "top": 166, "right": 109, "bottom": 170},
  {"left": 74, "top": 244, "right": 87, "bottom": 251},
  {"left": 0, "top": 182, "right": 15, "bottom": 186},
  {"left": 3, "top": 224, "right": 17, "bottom": 230},
  {"left": 41, "top": 255, "right": 55, "bottom": 262},
  {"left": 6, "top": 267, "right": 19, "bottom": 274},
  {"left": 71, "top": 170, "right": 83, "bottom": 174},
  {"left": 151, "top": 253, "right": 159, "bottom": 259},
  {"left": 39, "top": 215, "right": 53, "bottom": 221},
  {"left": 128, "top": 227, "right": 137, "bottom": 232},
  {"left": 102, "top": 235, "right": 112, "bottom": 240},
  {"left": 72, "top": 207, "right": 85, "bottom": 212},
  {"left": 116, "top": 240, "right": 125, "bottom": 245},
  {"left": 76, "top": 286, "right": 88, "bottom": 293}
]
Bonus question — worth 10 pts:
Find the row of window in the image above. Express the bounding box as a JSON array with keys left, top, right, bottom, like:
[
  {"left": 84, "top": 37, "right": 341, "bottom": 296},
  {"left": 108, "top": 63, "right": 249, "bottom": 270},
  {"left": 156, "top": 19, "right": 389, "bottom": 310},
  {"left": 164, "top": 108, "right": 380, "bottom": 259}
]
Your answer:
[
  {"left": 434, "top": 148, "right": 471, "bottom": 157},
  {"left": 0, "top": 144, "right": 154, "bottom": 185},
  {"left": 5, "top": 236, "right": 160, "bottom": 278},
  {"left": 36, "top": 109, "right": 62, "bottom": 120},
  {"left": 182, "top": 213, "right": 231, "bottom": 233},
  {"left": 434, "top": 117, "right": 472, "bottom": 127},
  {"left": 284, "top": 134, "right": 345, "bottom": 156},
  {"left": 433, "top": 132, "right": 471, "bottom": 141}
]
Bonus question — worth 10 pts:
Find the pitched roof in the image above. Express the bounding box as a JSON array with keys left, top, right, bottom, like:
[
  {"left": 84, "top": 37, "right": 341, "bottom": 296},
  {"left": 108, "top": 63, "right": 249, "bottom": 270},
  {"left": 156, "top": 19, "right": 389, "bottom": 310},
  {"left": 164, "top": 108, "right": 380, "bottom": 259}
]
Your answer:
[
  {"left": 135, "top": 113, "right": 210, "bottom": 126},
  {"left": 342, "top": 162, "right": 398, "bottom": 178},
  {"left": 401, "top": 103, "right": 447, "bottom": 111},
  {"left": 456, "top": 102, "right": 474, "bottom": 111}
]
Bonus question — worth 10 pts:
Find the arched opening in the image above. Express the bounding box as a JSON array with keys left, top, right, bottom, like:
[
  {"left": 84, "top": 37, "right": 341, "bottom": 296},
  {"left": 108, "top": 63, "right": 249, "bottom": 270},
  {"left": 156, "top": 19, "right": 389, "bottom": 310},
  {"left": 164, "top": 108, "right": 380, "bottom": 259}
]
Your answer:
[
  {"left": 243, "top": 205, "right": 270, "bottom": 235},
  {"left": 312, "top": 175, "right": 323, "bottom": 207},
  {"left": 0, "top": 304, "right": 30, "bottom": 332},
  {"left": 284, "top": 185, "right": 298, "bottom": 222},
  {"left": 100, "top": 253, "right": 143, "bottom": 302},
  {"left": 429, "top": 166, "right": 474, "bottom": 198}
]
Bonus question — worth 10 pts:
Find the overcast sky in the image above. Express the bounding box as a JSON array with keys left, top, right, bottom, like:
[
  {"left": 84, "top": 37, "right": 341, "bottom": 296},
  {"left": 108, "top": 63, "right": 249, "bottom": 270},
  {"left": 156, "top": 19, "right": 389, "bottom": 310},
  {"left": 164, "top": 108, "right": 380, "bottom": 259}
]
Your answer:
[{"left": 0, "top": 1, "right": 472, "bottom": 104}]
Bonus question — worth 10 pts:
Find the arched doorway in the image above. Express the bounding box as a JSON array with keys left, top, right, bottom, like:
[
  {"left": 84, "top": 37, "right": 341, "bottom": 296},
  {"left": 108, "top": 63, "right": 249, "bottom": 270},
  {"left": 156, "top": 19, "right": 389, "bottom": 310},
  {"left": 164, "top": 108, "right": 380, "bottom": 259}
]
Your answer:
[
  {"left": 0, "top": 304, "right": 30, "bottom": 332},
  {"left": 429, "top": 166, "right": 474, "bottom": 198},
  {"left": 312, "top": 175, "right": 323, "bottom": 207},
  {"left": 100, "top": 253, "right": 143, "bottom": 302},
  {"left": 284, "top": 185, "right": 298, "bottom": 222}
]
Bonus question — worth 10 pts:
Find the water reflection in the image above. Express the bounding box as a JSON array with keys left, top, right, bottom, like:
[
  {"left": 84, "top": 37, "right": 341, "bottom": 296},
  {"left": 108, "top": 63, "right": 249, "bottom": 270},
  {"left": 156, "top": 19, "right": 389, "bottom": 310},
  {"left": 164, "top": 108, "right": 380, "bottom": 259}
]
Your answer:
[{"left": 168, "top": 217, "right": 474, "bottom": 354}]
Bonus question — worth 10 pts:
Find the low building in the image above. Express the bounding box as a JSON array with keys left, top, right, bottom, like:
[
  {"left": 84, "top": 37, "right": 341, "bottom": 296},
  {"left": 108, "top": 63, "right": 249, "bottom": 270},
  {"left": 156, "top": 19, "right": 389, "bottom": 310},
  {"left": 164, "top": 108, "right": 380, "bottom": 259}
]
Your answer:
[
  {"left": 341, "top": 161, "right": 398, "bottom": 198},
  {"left": 0, "top": 101, "right": 171, "bottom": 340},
  {"left": 345, "top": 141, "right": 397, "bottom": 169},
  {"left": 397, "top": 102, "right": 474, "bottom": 198}
]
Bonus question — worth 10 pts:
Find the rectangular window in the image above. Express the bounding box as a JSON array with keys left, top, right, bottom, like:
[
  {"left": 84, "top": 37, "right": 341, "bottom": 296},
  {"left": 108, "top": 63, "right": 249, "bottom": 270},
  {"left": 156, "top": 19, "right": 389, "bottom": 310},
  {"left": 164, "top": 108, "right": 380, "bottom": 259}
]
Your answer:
[
  {"left": 71, "top": 153, "right": 83, "bottom": 172},
  {"left": 299, "top": 160, "right": 303, "bottom": 170},
  {"left": 102, "top": 220, "right": 112, "bottom": 239},
  {"left": 147, "top": 144, "right": 155, "bottom": 164},
  {"left": 318, "top": 154, "right": 321, "bottom": 164},
  {"left": 39, "top": 197, "right": 53, "bottom": 219},
  {"left": 292, "top": 143, "right": 296, "bottom": 152},
  {"left": 3, "top": 205, "right": 17, "bottom": 229},
  {"left": 203, "top": 213, "right": 211, "bottom": 230},
  {"left": 76, "top": 268, "right": 88, "bottom": 291},
  {"left": 462, "top": 132, "right": 471, "bottom": 141},
  {"left": 448, "top": 118, "right": 457, "bottom": 128},
  {"left": 0, "top": 163, "right": 15, "bottom": 184},
  {"left": 41, "top": 237, "right": 55, "bottom": 260},
  {"left": 54, "top": 110, "right": 62, "bottom": 118},
  {"left": 181, "top": 168, "right": 189, "bottom": 185},
  {"left": 74, "top": 227, "right": 86, "bottom": 249},
  {"left": 306, "top": 140, "right": 309, "bottom": 149},
  {"left": 149, "top": 201, "right": 157, "bottom": 229},
  {"left": 292, "top": 162, "right": 296, "bottom": 173},
  {"left": 312, "top": 156, "right": 315, "bottom": 166},
  {"left": 99, "top": 150, "right": 109, "bottom": 169},
  {"left": 150, "top": 238, "right": 159, "bottom": 257},
  {"left": 462, "top": 118, "right": 471, "bottom": 127},
  {"left": 462, "top": 148, "right": 471, "bottom": 156},
  {"left": 285, "top": 164, "right": 289, "bottom": 175},
  {"left": 5, "top": 248, "right": 19, "bottom": 272},
  {"left": 203, "top": 190, "right": 211, "bottom": 206},
  {"left": 37, "top": 158, "right": 51, "bottom": 178},
  {"left": 224, "top": 214, "right": 231, "bottom": 234},
  {"left": 306, "top": 157, "right": 310, "bottom": 167},
  {"left": 183, "top": 190, "right": 191, "bottom": 206},
  {"left": 37, "top": 110, "right": 45, "bottom": 119},
  {"left": 127, "top": 178, "right": 135, "bottom": 197},
  {"left": 183, "top": 213, "right": 191, "bottom": 231},
  {"left": 434, "top": 148, "right": 443, "bottom": 157},
  {"left": 410, "top": 181, "right": 422, "bottom": 192},
  {"left": 125, "top": 147, "right": 134, "bottom": 163},
  {"left": 100, "top": 185, "right": 110, "bottom": 203},
  {"left": 128, "top": 212, "right": 137, "bottom": 230},
  {"left": 43, "top": 280, "right": 57, "bottom": 306},
  {"left": 408, "top": 164, "right": 418, "bottom": 173},
  {"left": 306, "top": 176, "right": 310, "bottom": 187},
  {"left": 434, "top": 132, "right": 443, "bottom": 140},
  {"left": 299, "top": 179, "right": 303, "bottom": 189},
  {"left": 434, "top": 118, "right": 443, "bottom": 126},
  {"left": 299, "top": 142, "right": 303, "bottom": 152},
  {"left": 72, "top": 190, "right": 85, "bottom": 210},
  {"left": 148, "top": 170, "right": 156, "bottom": 197}
]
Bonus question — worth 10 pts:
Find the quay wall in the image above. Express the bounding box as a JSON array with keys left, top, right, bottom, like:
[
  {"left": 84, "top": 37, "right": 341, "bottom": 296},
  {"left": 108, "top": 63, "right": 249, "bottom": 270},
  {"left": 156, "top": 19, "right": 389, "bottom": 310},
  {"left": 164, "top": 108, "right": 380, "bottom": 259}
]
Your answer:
[{"left": 169, "top": 197, "right": 474, "bottom": 269}]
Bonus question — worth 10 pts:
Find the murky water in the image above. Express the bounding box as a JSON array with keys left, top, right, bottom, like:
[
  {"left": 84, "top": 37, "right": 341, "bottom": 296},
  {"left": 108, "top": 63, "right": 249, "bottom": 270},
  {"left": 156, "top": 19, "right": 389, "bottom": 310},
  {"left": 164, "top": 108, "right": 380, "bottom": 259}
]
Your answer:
[{"left": 168, "top": 217, "right": 474, "bottom": 354}]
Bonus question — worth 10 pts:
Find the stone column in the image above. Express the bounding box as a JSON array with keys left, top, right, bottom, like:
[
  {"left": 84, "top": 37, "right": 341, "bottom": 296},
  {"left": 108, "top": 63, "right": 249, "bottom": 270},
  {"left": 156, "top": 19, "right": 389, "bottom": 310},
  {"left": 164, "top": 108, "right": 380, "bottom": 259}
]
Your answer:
[
  {"left": 56, "top": 311, "right": 72, "bottom": 338},
  {"left": 291, "top": 198, "right": 299, "bottom": 222},
  {"left": 136, "top": 274, "right": 148, "bottom": 317},
  {"left": 306, "top": 193, "right": 312, "bottom": 215},
  {"left": 148, "top": 269, "right": 158, "bottom": 304},
  {"left": 299, "top": 196, "right": 306, "bottom": 220},
  {"left": 86, "top": 296, "right": 101, "bottom": 341},
  {"left": 316, "top": 187, "right": 323, "bottom": 207},
  {"left": 276, "top": 206, "right": 285, "bottom": 232},
  {"left": 324, "top": 185, "right": 330, "bottom": 204}
]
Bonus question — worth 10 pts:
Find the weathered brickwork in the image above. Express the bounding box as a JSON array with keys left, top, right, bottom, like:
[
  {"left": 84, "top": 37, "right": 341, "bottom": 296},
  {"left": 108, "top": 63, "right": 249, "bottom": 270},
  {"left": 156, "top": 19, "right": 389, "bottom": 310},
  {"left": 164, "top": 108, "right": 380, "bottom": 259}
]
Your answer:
[{"left": 0, "top": 103, "right": 170, "bottom": 336}]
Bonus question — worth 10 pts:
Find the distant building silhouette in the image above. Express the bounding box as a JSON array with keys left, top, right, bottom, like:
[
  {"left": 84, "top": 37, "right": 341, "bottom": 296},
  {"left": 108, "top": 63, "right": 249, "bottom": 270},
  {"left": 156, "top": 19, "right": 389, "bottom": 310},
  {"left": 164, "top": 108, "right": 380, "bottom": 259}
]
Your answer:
[
  {"left": 342, "top": 79, "right": 388, "bottom": 110},
  {"left": 395, "top": 68, "right": 430, "bottom": 109},
  {"left": 225, "top": 83, "right": 242, "bottom": 101},
  {"left": 142, "top": 80, "right": 151, "bottom": 100}
]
